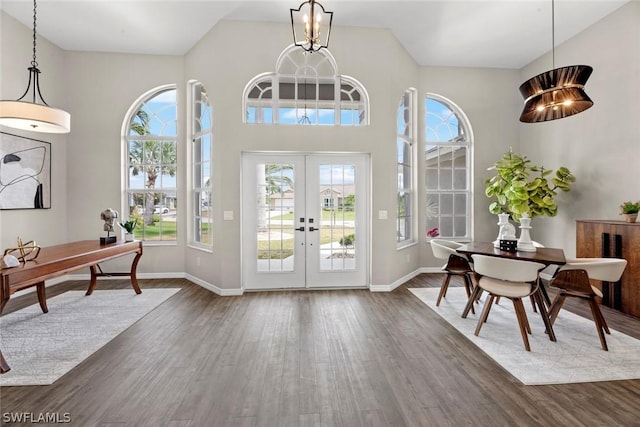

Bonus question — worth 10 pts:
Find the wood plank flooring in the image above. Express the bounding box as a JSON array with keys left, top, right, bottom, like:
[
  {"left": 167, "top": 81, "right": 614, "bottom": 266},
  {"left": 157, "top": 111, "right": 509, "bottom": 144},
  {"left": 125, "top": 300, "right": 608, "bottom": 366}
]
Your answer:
[{"left": 1, "top": 275, "right": 639, "bottom": 426}]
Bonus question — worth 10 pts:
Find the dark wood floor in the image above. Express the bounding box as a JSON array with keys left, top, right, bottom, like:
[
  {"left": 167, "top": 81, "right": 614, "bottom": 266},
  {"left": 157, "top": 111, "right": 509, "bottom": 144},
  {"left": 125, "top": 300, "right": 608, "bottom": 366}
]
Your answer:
[{"left": 1, "top": 275, "right": 639, "bottom": 427}]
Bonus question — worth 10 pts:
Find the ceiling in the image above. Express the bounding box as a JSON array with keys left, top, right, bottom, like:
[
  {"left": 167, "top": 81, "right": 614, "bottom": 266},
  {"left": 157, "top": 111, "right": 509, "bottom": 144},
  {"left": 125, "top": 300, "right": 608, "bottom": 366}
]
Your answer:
[{"left": 0, "top": 1, "right": 629, "bottom": 69}]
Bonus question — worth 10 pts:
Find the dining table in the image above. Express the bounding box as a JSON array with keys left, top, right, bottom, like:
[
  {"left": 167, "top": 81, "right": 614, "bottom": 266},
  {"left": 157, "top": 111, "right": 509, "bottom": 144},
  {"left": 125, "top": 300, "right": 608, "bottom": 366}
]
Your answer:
[{"left": 455, "top": 241, "right": 567, "bottom": 342}]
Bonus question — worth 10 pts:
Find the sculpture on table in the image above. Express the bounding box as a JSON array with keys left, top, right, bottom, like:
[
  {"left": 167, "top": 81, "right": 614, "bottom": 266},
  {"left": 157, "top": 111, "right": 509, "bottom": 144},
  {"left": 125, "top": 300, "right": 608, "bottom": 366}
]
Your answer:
[
  {"left": 1, "top": 237, "right": 41, "bottom": 267},
  {"left": 100, "top": 208, "right": 119, "bottom": 244}
]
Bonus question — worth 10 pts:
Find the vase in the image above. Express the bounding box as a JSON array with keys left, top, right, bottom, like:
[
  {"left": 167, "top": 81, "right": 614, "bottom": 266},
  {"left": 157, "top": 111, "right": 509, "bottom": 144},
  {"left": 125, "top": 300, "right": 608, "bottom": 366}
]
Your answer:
[
  {"left": 623, "top": 213, "right": 638, "bottom": 223},
  {"left": 517, "top": 213, "right": 536, "bottom": 252},
  {"left": 124, "top": 233, "right": 134, "bottom": 242},
  {"left": 493, "top": 213, "right": 516, "bottom": 248}
]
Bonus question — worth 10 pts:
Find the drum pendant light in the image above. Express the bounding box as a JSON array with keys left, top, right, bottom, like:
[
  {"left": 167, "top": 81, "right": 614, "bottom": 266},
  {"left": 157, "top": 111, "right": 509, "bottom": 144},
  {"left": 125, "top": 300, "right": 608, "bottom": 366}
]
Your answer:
[{"left": 519, "top": 0, "right": 593, "bottom": 123}]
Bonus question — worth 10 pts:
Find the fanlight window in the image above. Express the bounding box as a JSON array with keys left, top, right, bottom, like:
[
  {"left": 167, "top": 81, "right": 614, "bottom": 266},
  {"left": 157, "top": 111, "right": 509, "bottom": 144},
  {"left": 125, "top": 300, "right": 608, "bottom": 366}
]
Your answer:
[
  {"left": 425, "top": 94, "right": 473, "bottom": 241},
  {"left": 244, "top": 45, "right": 368, "bottom": 125}
]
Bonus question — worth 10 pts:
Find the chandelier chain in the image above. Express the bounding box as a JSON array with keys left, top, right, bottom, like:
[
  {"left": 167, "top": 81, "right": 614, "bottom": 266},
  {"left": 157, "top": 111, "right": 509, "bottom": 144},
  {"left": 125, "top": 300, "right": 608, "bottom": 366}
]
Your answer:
[{"left": 31, "top": 0, "right": 38, "bottom": 67}]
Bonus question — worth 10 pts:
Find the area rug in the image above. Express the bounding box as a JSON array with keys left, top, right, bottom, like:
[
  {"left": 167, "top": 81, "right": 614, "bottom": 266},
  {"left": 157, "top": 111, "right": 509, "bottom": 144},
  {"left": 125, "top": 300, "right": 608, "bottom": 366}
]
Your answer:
[
  {"left": 0, "top": 288, "right": 180, "bottom": 386},
  {"left": 409, "top": 287, "right": 640, "bottom": 385}
]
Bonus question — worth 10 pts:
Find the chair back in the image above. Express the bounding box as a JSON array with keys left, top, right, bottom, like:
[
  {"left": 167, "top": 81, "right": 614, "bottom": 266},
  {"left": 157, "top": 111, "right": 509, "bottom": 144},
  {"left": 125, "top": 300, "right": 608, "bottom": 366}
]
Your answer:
[
  {"left": 471, "top": 254, "right": 545, "bottom": 283},
  {"left": 560, "top": 258, "right": 627, "bottom": 282},
  {"left": 429, "top": 239, "right": 463, "bottom": 260}
]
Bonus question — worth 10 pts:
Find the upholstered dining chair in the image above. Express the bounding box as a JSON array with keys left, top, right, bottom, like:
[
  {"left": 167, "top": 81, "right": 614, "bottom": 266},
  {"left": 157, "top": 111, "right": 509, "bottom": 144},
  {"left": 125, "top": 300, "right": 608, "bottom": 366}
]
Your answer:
[
  {"left": 547, "top": 258, "right": 627, "bottom": 351},
  {"left": 469, "top": 254, "right": 546, "bottom": 351},
  {"left": 429, "top": 239, "right": 476, "bottom": 313}
]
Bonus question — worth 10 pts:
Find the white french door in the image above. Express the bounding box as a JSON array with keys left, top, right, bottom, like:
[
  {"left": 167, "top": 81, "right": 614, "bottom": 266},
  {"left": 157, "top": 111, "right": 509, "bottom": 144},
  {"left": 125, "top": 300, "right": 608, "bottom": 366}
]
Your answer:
[{"left": 242, "top": 153, "right": 369, "bottom": 290}]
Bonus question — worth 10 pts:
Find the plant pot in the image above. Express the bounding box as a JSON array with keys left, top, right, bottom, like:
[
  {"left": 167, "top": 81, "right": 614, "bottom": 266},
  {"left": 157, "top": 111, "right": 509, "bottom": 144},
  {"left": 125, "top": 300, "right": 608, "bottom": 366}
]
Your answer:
[
  {"left": 623, "top": 213, "right": 638, "bottom": 223},
  {"left": 124, "top": 233, "right": 134, "bottom": 242}
]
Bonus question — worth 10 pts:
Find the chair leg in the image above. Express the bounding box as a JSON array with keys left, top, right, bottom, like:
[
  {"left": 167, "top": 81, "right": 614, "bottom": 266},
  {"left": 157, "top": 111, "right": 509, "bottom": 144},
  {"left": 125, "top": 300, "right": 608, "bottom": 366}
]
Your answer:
[
  {"left": 513, "top": 298, "right": 531, "bottom": 351},
  {"left": 462, "top": 285, "right": 483, "bottom": 319},
  {"left": 436, "top": 274, "right": 452, "bottom": 307},
  {"left": 548, "top": 293, "right": 568, "bottom": 326},
  {"left": 462, "top": 274, "right": 475, "bottom": 315},
  {"left": 587, "top": 298, "right": 609, "bottom": 351},
  {"left": 474, "top": 295, "right": 495, "bottom": 336},
  {"left": 529, "top": 295, "right": 537, "bottom": 313},
  {"left": 593, "top": 302, "right": 610, "bottom": 334}
]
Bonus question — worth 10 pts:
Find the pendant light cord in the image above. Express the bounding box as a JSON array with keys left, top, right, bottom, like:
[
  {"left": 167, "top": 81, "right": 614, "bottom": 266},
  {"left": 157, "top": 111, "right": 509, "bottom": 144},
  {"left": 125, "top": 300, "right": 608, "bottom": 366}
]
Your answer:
[
  {"left": 31, "top": 0, "right": 38, "bottom": 68},
  {"left": 551, "top": 0, "right": 555, "bottom": 69}
]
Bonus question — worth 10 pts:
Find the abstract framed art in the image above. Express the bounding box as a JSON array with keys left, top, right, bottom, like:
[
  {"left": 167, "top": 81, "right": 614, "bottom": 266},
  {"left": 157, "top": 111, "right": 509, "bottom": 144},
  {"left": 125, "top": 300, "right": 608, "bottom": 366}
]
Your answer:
[{"left": 0, "top": 132, "right": 51, "bottom": 210}]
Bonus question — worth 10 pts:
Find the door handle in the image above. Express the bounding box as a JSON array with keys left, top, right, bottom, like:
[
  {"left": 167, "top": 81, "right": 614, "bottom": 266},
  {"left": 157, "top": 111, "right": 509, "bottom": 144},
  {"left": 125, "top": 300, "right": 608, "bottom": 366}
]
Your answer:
[
  {"left": 309, "top": 227, "right": 318, "bottom": 232},
  {"left": 295, "top": 227, "right": 305, "bottom": 232}
]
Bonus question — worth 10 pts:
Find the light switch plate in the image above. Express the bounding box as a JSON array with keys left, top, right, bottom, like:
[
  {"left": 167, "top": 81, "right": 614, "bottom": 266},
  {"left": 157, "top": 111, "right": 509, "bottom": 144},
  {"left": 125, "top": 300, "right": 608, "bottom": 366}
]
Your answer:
[
  {"left": 223, "top": 210, "right": 234, "bottom": 220},
  {"left": 378, "top": 210, "right": 388, "bottom": 220}
]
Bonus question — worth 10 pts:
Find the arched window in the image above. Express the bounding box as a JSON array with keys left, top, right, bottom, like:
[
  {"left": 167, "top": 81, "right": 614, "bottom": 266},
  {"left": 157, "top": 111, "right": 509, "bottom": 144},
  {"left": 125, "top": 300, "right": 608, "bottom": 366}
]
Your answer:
[
  {"left": 243, "top": 45, "right": 369, "bottom": 125},
  {"left": 122, "top": 85, "right": 177, "bottom": 242},
  {"left": 189, "top": 81, "right": 213, "bottom": 249},
  {"left": 425, "top": 93, "right": 473, "bottom": 241},
  {"left": 397, "top": 88, "right": 417, "bottom": 246}
]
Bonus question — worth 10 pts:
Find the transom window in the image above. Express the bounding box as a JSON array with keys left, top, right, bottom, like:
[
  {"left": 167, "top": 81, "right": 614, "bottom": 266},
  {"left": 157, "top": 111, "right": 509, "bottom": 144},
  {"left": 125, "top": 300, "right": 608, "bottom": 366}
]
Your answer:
[
  {"left": 244, "top": 45, "right": 369, "bottom": 125},
  {"left": 397, "top": 88, "right": 417, "bottom": 247},
  {"left": 123, "top": 86, "right": 177, "bottom": 242},
  {"left": 425, "top": 94, "right": 473, "bottom": 241},
  {"left": 189, "top": 81, "right": 213, "bottom": 249}
]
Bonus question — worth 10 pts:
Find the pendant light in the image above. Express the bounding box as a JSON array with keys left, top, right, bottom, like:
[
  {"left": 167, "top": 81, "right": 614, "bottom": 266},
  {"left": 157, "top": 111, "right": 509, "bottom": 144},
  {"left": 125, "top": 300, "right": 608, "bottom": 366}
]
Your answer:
[
  {"left": 519, "top": 0, "right": 593, "bottom": 123},
  {"left": 290, "top": 0, "right": 333, "bottom": 53},
  {"left": 0, "top": 0, "right": 71, "bottom": 134}
]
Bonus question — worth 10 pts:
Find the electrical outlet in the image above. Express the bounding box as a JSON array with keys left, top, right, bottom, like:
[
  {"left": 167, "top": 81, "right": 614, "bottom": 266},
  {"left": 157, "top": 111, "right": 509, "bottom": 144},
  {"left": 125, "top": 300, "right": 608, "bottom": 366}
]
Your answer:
[{"left": 196, "top": 256, "right": 201, "bottom": 266}]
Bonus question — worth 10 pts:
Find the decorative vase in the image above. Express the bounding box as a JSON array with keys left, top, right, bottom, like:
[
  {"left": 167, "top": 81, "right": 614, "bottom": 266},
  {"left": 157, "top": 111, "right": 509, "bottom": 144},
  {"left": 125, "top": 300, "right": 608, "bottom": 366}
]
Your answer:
[
  {"left": 623, "top": 213, "right": 638, "bottom": 223},
  {"left": 124, "top": 233, "right": 134, "bottom": 242},
  {"left": 517, "top": 212, "right": 536, "bottom": 252},
  {"left": 493, "top": 213, "right": 517, "bottom": 248}
]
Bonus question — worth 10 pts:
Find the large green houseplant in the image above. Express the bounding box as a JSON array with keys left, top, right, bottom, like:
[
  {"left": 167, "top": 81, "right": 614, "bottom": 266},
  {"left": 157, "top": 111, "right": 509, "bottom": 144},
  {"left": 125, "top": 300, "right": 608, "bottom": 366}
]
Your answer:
[{"left": 485, "top": 150, "right": 576, "bottom": 222}]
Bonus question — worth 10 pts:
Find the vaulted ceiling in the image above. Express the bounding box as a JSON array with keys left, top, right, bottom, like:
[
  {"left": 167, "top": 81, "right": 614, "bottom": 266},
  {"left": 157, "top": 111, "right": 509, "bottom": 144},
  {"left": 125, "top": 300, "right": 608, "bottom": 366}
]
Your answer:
[{"left": 0, "top": 1, "right": 629, "bottom": 69}]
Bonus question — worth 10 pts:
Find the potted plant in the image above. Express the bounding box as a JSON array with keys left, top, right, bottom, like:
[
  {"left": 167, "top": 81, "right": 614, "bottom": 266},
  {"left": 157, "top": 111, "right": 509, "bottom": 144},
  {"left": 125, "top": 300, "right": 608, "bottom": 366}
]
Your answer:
[
  {"left": 485, "top": 150, "right": 575, "bottom": 221},
  {"left": 119, "top": 219, "right": 137, "bottom": 242},
  {"left": 485, "top": 150, "right": 575, "bottom": 251},
  {"left": 619, "top": 201, "right": 640, "bottom": 223}
]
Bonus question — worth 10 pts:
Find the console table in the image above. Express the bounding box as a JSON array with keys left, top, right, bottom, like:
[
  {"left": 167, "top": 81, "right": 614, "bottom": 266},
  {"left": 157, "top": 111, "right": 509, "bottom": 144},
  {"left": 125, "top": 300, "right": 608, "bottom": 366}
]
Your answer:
[{"left": 0, "top": 240, "right": 143, "bottom": 373}]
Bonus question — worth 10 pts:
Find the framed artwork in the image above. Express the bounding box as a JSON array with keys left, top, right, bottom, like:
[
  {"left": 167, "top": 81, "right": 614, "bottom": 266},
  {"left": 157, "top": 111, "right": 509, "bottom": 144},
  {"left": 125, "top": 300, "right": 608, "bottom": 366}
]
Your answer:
[{"left": 0, "top": 131, "right": 51, "bottom": 210}]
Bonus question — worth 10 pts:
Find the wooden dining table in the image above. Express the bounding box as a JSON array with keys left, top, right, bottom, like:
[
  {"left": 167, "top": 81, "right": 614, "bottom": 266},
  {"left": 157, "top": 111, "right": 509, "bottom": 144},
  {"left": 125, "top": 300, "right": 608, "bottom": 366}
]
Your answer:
[{"left": 455, "top": 241, "right": 567, "bottom": 342}]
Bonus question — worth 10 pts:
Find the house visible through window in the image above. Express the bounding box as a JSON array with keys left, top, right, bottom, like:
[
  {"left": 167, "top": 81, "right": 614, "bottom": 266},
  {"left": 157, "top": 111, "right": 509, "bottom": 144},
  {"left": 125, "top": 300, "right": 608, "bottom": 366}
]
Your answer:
[
  {"left": 123, "top": 86, "right": 178, "bottom": 242},
  {"left": 425, "top": 94, "right": 472, "bottom": 241}
]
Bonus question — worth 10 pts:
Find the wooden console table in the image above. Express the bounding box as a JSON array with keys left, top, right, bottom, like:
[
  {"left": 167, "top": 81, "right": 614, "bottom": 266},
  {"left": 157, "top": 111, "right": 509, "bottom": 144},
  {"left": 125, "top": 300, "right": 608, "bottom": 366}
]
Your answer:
[{"left": 0, "top": 240, "right": 143, "bottom": 373}]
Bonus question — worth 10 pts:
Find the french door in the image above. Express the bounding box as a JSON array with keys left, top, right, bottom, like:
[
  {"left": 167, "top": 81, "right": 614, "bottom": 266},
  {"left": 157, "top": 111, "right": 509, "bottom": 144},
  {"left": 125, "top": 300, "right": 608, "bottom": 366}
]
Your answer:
[{"left": 242, "top": 153, "right": 369, "bottom": 290}]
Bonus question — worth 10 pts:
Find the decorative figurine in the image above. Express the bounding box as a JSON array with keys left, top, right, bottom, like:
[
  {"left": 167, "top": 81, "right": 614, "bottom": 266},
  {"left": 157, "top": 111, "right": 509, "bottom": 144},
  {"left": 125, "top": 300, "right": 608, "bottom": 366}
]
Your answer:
[{"left": 100, "top": 208, "right": 119, "bottom": 244}]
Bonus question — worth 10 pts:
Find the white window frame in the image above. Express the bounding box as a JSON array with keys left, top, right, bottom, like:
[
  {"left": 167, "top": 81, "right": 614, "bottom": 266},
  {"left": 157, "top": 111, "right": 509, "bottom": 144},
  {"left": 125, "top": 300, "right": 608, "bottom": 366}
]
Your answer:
[
  {"left": 424, "top": 93, "right": 474, "bottom": 242},
  {"left": 243, "top": 45, "right": 369, "bottom": 125},
  {"left": 121, "top": 85, "right": 178, "bottom": 245},
  {"left": 188, "top": 80, "right": 213, "bottom": 251},
  {"left": 397, "top": 88, "right": 417, "bottom": 249}
]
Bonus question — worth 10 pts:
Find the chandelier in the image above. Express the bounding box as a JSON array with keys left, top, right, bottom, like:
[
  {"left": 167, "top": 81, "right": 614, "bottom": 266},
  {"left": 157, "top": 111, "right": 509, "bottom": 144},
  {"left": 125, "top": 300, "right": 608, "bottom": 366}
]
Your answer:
[
  {"left": 0, "top": 0, "right": 71, "bottom": 133},
  {"left": 290, "top": 0, "right": 333, "bottom": 53}
]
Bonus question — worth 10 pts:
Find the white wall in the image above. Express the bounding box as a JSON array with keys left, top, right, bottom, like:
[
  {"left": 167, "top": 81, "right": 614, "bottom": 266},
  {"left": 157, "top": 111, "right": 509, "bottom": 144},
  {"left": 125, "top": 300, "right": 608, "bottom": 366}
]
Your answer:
[
  {"left": 519, "top": 1, "right": 640, "bottom": 257},
  {"left": 0, "top": 12, "right": 68, "bottom": 249},
  {"left": 183, "top": 21, "right": 421, "bottom": 290},
  {"left": 419, "top": 67, "right": 522, "bottom": 265}
]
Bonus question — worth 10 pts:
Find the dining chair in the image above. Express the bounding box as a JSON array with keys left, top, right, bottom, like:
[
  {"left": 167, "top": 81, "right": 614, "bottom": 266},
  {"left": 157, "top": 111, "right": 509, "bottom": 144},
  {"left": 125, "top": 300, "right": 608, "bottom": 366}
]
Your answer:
[
  {"left": 547, "top": 258, "right": 627, "bottom": 351},
  {"left": 429, "top": 239, "right": 476, "bottom": 313},
  {"left": 469, "top": 254, "right": 546, "bottom": 351}
]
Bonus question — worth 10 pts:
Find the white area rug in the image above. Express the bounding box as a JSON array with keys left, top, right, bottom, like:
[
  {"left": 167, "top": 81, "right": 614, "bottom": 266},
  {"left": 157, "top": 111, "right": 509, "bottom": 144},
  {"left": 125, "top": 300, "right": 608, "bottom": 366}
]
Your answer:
[
  {"left": 0, "top": 288, "right": 180, "bottom": 386},
  {"left": 409, "top": 287, "right": 640, "bottom": 385}
]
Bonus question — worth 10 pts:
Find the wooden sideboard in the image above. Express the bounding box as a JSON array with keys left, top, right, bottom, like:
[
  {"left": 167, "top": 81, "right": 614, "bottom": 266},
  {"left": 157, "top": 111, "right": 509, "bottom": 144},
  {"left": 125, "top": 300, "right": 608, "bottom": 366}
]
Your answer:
[{"left": 576, "top": 220, "right": 640, "bottom": 318}]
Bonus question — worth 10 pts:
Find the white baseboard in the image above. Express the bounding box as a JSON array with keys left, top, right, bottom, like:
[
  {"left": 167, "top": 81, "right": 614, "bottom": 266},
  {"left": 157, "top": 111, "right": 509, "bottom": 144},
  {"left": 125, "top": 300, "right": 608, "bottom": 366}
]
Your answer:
[
  {"left": 15, "top": 269, "right": 441, "bottom": 298},
  {"left": 185, "top": 274, "right": 244, "bottom": 296}
]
